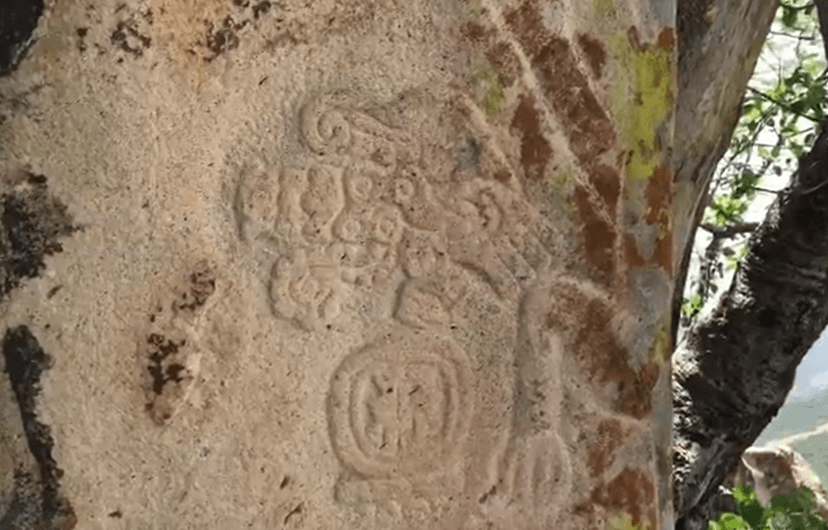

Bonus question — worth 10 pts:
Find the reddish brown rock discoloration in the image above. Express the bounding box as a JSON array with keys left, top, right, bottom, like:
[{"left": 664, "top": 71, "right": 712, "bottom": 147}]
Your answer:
[
  {"left": 503, "top": 1, "right": 551, "bottom": 57},
  {"left": 486, "top": 40, "right": 521, "bottom": 86},
  {"left": 625, "top": 233, "right": 647, "bottom": 269},
  {"left": 590, "top": 164, "right": 620, "bottom": 216},
  {"left": 573, "top": 186, "right": 616, "bottom": 287},
  {"left": 627, "top": 26, "right": 643, "bottom": 52},
  {"left": 657, "top": 27, "right": 676, "bottom": 49},
  {"left": 460, "top": 21, "right": 492, "bottom": 45},
  {"left": 511, "top": 94, "right": 553, "bottom": 181},
  {"left": 592, "top": 469, "right": 658, "bottom": 528},
  {"left": 577, "top": 33, "right": 607, "bottom": 78},
  {"left": 586, "top": 417, "right": 627, "bottom": 476},
  {"left": 532, "top": 37, "right": 616, "bottom": 163},
  {"left": 545, "top": 284, "right": 658, "bottom": 419}
]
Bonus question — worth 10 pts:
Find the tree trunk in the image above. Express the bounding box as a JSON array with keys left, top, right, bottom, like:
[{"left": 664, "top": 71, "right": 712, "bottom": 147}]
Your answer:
[
  {"left": 673, "top": 123, "right": 828, "bottom": 529},
  {"left": 672, "top": 1, "right": 828, "bottom": 528}
]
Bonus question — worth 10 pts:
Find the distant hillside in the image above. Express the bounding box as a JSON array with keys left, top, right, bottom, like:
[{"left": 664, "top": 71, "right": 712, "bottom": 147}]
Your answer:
[
  {"left": 755, "top": 386, "right": 828, "bottom": 447},
  {"left": 790, "top": 432, "right": 828, "bottom": 490},
  {"left": 752, "top": 385, "right": 828, "bottom": 489}
]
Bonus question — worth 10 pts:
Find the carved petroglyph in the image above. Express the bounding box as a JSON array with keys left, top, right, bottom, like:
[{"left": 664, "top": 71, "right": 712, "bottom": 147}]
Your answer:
[
  {"left": 231, "top": 91, "right": 636, "bottom": 517},
  {"left": 328, "top": 332, "right": 473, "bottom": 477},
  {"left": 269, "top": 249, "right": 344, "bottom": 332},
  {"left": 480, "top": 279, "right": 572, "bottom": 520},
  {"left": 328, "top": 331, "right": 473, "bottom": 504},
  {"left": 234, "top": 91, "right": 562, "bottom": 334}
]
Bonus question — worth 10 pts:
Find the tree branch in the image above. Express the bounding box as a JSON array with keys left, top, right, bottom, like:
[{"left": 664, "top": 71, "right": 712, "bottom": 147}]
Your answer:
[
  {"left": 747, "top": 86, "right": 822, "bottom": 123},
  {"left": 814, "top": 0, "right": 828, "bottom": 60},
  {"left": 698, "top": 222, "right": 760, "bottom": 237},
  {"left": 673, "top": 122, "right": 828, "bottom": 529}
]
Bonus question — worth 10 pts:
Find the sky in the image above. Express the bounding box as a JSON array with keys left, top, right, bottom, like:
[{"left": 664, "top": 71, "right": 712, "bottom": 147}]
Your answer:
[{"left": 791, "top": 329, "right": 828, "bottom": 401}]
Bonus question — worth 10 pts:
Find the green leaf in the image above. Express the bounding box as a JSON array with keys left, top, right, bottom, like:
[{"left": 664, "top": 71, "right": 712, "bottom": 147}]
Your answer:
[
  {"left": 731, "top": 171, "right": 761, "bottom": 200},
  {"left": 781, "top": 4, "right": 797, "bottom": 28},
  {"left": 711, "top": 513, "right": 751, "bottom": 530},
  {"left": 682, "top": 294, "right": 704, "bottom": 320}
]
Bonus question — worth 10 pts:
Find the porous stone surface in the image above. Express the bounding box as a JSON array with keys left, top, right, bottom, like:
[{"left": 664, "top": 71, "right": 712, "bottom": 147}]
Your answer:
[
  {"left": 0, "top": 0, "right": 677, "bottom": 528},
  {"left": 733, "top": 445, "right": 828, "bottom": 523}
]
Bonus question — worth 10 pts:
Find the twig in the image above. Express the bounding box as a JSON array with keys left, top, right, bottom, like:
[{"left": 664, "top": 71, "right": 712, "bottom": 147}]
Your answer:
[
  {"left": 747, "top": 87, "right": 823, "bottom": 123},
  {"left": 699, "top": 222, "right": 760, "bottom": 237}
]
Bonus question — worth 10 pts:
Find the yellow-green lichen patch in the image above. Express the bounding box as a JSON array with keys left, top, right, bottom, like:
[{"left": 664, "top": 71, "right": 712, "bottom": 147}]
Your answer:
[
  {"left": 608, "top": 513, "right": 653, "bottom": 530},
  {"left": 657, "top": 208, "right": 671, "bottom": 240},
  {"left": 470, "top": 60, "right": 505, "bottom": 117},
  {"left": 649, "top": 318, "right": 670, "bottom": 365},
  {"left": 609, "top": 30, "right": 675, "bottom": 184},
  {"left": 547, "top": 168, "right": 577, "bottom": 218},
  {"left": 481, "top": 72, "right": 505, "bottom": 117},
  {"left": 552, "top": 168, "right": 574, "bottom": 188},
  {"left": 467, "top": 2, "right": 483, "bottom": 20},
  {"left": 594, "top": 0, "right": 616, "bottom": 16}
]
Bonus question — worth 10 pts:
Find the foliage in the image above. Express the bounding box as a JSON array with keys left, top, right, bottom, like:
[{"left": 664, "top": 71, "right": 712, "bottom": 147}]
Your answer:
[
  {"left": 708, "top": 484, "right": 825, "bottom": 530},
  {"left": 680, "top": 0, "right": 826, "bottom": 330},
  {"left": 681, "top": 293, "right": 705, "bottom": 320},
  {"left": 724, "top": 244, "right": 749, "bottom": 271},
  {"left": 707, "top": 0, "right": 824, "bottom": 230}
]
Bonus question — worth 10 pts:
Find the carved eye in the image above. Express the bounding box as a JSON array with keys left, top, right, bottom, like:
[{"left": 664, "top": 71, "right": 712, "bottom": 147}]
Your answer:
[
  {"left": 371, "top": 144, "right": 396, "bottom": 167},
  {"left": 371, "top": 205, "right": 402, "bottom": 244},
  {"left": 345, "top": 172, "right": 374, "bottom": 203},
  {"left": 393, "top": 178, "right": 415, "bottom": 204}
]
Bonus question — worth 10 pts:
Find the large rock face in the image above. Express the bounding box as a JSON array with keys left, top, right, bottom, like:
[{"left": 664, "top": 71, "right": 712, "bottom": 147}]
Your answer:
[{"left": 0, "top": 0, "right": 677, "bottom": 528}]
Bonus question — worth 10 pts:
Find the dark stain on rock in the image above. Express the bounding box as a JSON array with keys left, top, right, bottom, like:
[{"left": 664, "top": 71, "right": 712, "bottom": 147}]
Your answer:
[
  {"left": 460, "top": 21, "right": 491, "bottom": 44},
  {"left": 657, "top": 27, "right": 676, "bottom": 49},
  {"left": 545, "top": 285, "right": 657, "bottom": 419},
  {"left": 1, "top": 326, "right": 77, "bottom": 529},
  {"left": 76, "top": 28, "right": 89, "bottom": 53},
  {"left": 493, "top": 170, "right": 511, "bottom": 184},
  {"left": 204, "top": 16, "right": 247, "bottom": 61},
  {"left": 586, "top": 417, "right": 626, "bottom": 477},
  {"left": 533, "top": 37, "right": 616, "bottom": 163},
  {"left": 252, "top": 1, "right": 272, "bottom": 20},
  {"left": 486, "top": 41, "right": 520, "bottom": 87},
  {"left": 590, "top": 164, "right": 620, "bottom": 216},
  {"left": 677, "top": 0, "right": 714, "bottom": 78},
  {"left": 110, "top": 19, "right": 151, "bottom": 57},
  {"left": 510, "top": 94, "right": 552, "bottom": 181},
  {"left": 455, "top": 136, "right": 482, "bottom": 172},
  {"left": 504, "top": 3, "right": 615, "bottom": 163},
  {"left": 173, "top": 264, "right": 216, "bottom": 313},
  {"left": 202, "top": 0, "right": 275, "bottom": 61},
  {"left": 627, "top": 26, "right": 643, "bottom": 52},
  {"left": 503, "top": 1, "right": 551, "bottom": 56},
  {"left": 577, "top": 33, "right": 606, "bottom": 78},
  {"left": 624, "top": 233, "right": 647, "bottom": 269},
  {"left": 591, "top": 468, "right": 657, "bottom": 529},
  {"left": 1, "top": 173, "right": 77, "bottom": 299},
  {"left": 573, "top": 186, "right": 615, "bottom": 287},
  {"left": 0, "top": 0, "right": 44, "bottom": 76},
  {"left": 145, "top": 333, "right": 186, "bottom": 395}
]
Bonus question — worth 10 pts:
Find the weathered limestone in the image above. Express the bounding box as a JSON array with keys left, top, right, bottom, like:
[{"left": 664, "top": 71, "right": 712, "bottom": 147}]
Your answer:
[
  {"left": 734, "top": 445, "right": 828, "bottom": 523},
  {"left": 0, "top": 0, "right": 678, "bottom": 528}
]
